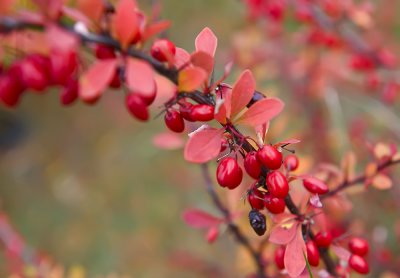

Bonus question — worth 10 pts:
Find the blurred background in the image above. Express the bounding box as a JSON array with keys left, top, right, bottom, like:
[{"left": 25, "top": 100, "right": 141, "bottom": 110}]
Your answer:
[{"left": 1, "top": 0, "right": 400, "bottom": 277}]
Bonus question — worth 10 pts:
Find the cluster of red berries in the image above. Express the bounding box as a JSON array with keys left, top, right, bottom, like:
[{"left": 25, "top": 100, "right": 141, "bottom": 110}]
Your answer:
[
  {"left": 348, "top": 237, "right": 370, "bottom": 274},
  {"left": 0, "top": 51, "right": 78, "bottom": 107}
]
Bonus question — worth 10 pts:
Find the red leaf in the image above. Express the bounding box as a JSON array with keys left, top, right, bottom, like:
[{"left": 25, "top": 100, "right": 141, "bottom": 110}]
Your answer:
[
  {"left": 236, "top": 97, "right": 284, "bottom": 127},
  {"left": 0, "top": 0, "right": 15, "bottom": 14},
  {"left": 284, "top": 226, "right": 306, "bottom": 277},
  {"left": 142, "top": 20, "right": 171, "bottom": 41},
  {"left": 269, "top": 221, "right": 298, "bottom": 245},
  {"left": 62, "top": 7, "right": 91, "bottom": 26},
  {"left": 230, "top": 70, "right": 255, "bottom": 118},
  {"left": 206, "top": 226, "right": 219, "bottom": 244},
  {"left": 195, "top": 27, "right": 218, "bottom": 57},
  {"left": 126, "top": 58, "right": 155, "bottom": 97},
  {"left": 184, "top": 128, "right": 224, "bottom": 163},
  {"left": 191, "top": 51, "right": 214, "bottom": 75},
  {"left": 182, "top": 209, "right": 223, "bottom": 229},
  {"left": 178, "top": 66, "right": 207, "bottom": 92},
  {"left": 112, "top": 0, "right": 139, "bottom": 49},
  {"left": 79, "top": 59, "right": 117, "bottom": 103},
  {"left": 152, "top": 132, "right": 184, "bottom": 150},
  {"left": 46, "top": 24, "right": 78, "bottom": 52},
  {"left": 214, "top": 85, "right": 232, "bottom": 124},
  {"left": 174, "top": 47, "right": 191, "bottom": 69},
  {"left": 273, "top": 139, "right": 301, "bottom": 148},
  {"left": 77, "top": 0, "right": 104, "bottom": 22}
]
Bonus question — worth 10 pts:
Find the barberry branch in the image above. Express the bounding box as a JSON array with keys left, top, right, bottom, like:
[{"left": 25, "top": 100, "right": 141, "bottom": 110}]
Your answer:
[{"left": 200, "top": 164, "right": 267, "bottom": 278}]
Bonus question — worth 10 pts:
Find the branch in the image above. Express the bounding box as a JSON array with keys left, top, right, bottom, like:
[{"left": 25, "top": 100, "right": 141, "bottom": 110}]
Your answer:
[
  {"left": 322, "top": 158, "right": 400, "bottom": 199},
  {"left": 200, "top": 164, "right": 267, "bottom": 278}
]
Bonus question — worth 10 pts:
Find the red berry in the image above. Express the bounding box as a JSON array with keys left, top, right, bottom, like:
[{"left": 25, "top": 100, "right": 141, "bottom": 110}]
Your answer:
[
  {"left": 244, "top": 151, "right": 262, "bottom": 179},
  {"left": 266, "top": 171, "right": 289, "bottom": 199},
  {"left": 109, "top": 70, "right": 121, "bottom": 89},
  {"left": 18, "top": 58, "right": 49, "bottom": 92},
  {"left": 314, "top": 231, "right": 333, "bottom": 248},
  {"left": 257, "top": 145, "right": 282, "bottom": 170},
  {"left": 306, "top": 241, "right": 320, "bottom": 267},
  {"left": 284, "top": 154, "right": 299, "bottom": 171},
  {"left": 179, "top": 101, "right": 195, "bottom": 122},
  {"left": 50, "top": 50, "right": 78, "bottom": 85},
  {"left": 348, "top": 238, "right": 369, "bottom": 256},
  {"left": 150, "top": 39, "right": 176, "bottom": 62},
  {"left": 274, "top": 246, "right": 285, "bottom": 270},
  {"left": 95, "top": 44, "right": 116, "bottom": 59},
  {"left": 264, "top": 194, "right": 285, "bottom": 214},
  {"left": 125, "top": 93, "right": 149, "bottom": 121},
  {"left": 164, "top": 110, "right": 185, "bottom": 133},
  {"left": 349, "top": 254, "right": 369, "bottom": 274},
  {"left": 216, "top": 157, "right": 243, "bottom": 189},
  {"left": 303, "top": 177, "right": 329, "bottom": 195},
  {"left": 247, "top": 188, "right": 265, "bottom": 210},
  {"left": 0, "top": 73, "right": 24, "bottom": 107},
  {"left": 220, "top": 138, "right": 228, "bottom": 153},
  {"left": 139, "top": 82, "right": 157, "bottom": 106},
  {"left": 190, "top": 104, "right": 214, "bottom": 122},
  {"left": 60, "top": 78, "right": 79, "bottom": 106}
]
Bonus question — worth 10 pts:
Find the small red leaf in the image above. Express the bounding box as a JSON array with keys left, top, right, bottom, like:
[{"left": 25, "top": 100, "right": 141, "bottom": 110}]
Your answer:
[
  {"left": 112, "top": 0, "right": 139, "bottom": 49},
  {"left": 182, "top": 209, "right": 223, "bottom": 229},
  {"left": 273, "top": 139, "right": 301, "bottom": 148},
  {"left": 142, "top": 20, "right": 171, "bottom": 41},
  {"left": 184, "top": 128, "right": 224, "bottom": 163},
  {"left": 126, "top": 58, "right": 155, "bottom": 97},
  {"left": 331, "top": 245, "right": 351, "bottom": 261},
  {"left": 269, "top": 221, "right": 298, "bottom": 245},
  {"left": 174, "top": 47, "right": 191, "bottom": 69},
  {"left": 152, "top": 132, "right": 184, "bottom": 150},
  {"left": 79, "top": 59, "right": 117, "bottom": 103},
  {"left": 195, "top": 27, "right": 218, "bottom": 57},
  {"left": 178, "top": 66, "right": 207, "bottom": 92},
  {"left": 236, "top": 97, "right": 284, "bottom": 127},
  {"left": 191, "top": 51, "right": 214, "bottom": 75},
  {"left": 76, "top": 0, "right": 104, "bottom": 22},
  {"left": 284, "top": 226, "right": 306, "bottom": 277},
  {"left": 206, "top": 226, "right": 219, "bottom": 244},
  {"left": 230, "top": 70, "right": 255, "bottom": 118}
]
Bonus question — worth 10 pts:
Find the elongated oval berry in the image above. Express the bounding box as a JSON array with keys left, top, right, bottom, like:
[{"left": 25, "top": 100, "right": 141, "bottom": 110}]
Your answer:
[
  {"left": 139, "top": 83, "right": 157, "bottom": 106},
  {"left": 257, "top": 145, "right": 282, "bottom": 170},
  {"left": 150, "top": 39, "right": 176, "bottom": 62},
  {"left": 303, "top": 177, "right": 329, "bottom": 195},
  {"left": 95, "top": 44, "right": 116, "bottom": 59},
  {"left": 274, "top": 246, "right": 285, "bottom": 270},
  {"left": 164, "top": 110, "right": 185, "bottom": 133},
  {"left": 264, "top": 194, "right": 285, "bottom": 214},
  {"left": 190, "top": 104, "right": 214, "bottom": 122},
  {"left": 314, "top": 231, "right": 333, "bottom": 248},
  {"left": 266, "top": 171, "right": 289, "bottom": 199},
  {"left": 348, "top": 237, "right": 369, "bottom": 256},
  {"left": 0, "top": 74, "right": 24, "bottom": 107},
  {"left": 349, "top": 254, "right": 369, "bottom": 274},
  {"left": 248, "top": 188, "right": 264, "bottom": 210},
  {"left": 50, "top": 50, "right": 78, "bottom": 85},
  {"left": 248, "top": 209, "right": 266, "bottom": 236},
  {"left": 306, "top": 241, "right": 320, "bottom": 267},
  {"left": 244, "top": 151, "right": 262, "bottom": 179},
  {"left": 179, "top": 102, "right": 194, "bottom": 122},
  {"left": 125, "top": 94, "right": 149, "bottom": 121},
  {"left": 60, "top": 78, "right": 79, "bottom": 106},
  {"left": 284, "top": 154, "right": 299, "bottom": 171},
  {"left": 220, "top": 138, "right": 228, "bottom": 153},
  {"left": 216, "top": 157, "right": 243, "bottom": 189}
]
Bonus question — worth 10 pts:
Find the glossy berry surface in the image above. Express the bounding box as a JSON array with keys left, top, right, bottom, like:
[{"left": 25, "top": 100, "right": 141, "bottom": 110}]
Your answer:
[
  {"left": 244, "top": 151, "right": 262, "bottom": 179},
  {"left": 95, "top": 44, "right": 117, "bottom": 59},
  {"left": 348, "top": 237, "right": 369, "bottom": 256},
  {"left": 266, "top": 171, "right": 289, "bottom": 199},
  {"left": 179, "top": 102, "right": 194, "bottom": 122},
  {"left": 247, "top": 188, "right": 265, "bottom": 210},
  {"left": 306, "top": 241, "right": 320, "bottom": 267},
  {"left": 274, "top": 246, "right": 285, "bottom": 270},
  {"left": 216, "top": 157, "right": 243, "bottom": 189},
  {"left": 164, "top": 110, "right": 185, "bottom": 133},
  {"left": 264, "top": 194, "right": 285, "bottom": 214},
  {"left": 125, "top": 94, "right": 149, "bottom": 121},
  {"left": 150, "top": 39, "right": 176, "bottom": 62},
  {"left": 284, "top": 154, "right": 299, "bottom": 171},
  {"left": 0, "top": 74, "right": 23, "bottom": 107},
  {"left": 190, "top": 104, "right": 214, "bottom": 122},
  {"left": 303, "top": 177, "right": 329, "bottom": 194},
  {"left": 257, "top": 145, "right": 282, "bottom": 170},
  {"left": 349, "top": 254, "right": 369, "bottom": 274},
  {"left": 60, "top": 78, "right": 79, "bottom": 106},
  {"left": 314, "top": 231, "right": 333, "bottom": 248}
]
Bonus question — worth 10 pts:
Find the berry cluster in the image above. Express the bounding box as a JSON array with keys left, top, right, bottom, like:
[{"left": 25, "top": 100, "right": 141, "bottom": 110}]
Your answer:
[{"left": 348, "top": 237, "right": 370, "bottom": 275}]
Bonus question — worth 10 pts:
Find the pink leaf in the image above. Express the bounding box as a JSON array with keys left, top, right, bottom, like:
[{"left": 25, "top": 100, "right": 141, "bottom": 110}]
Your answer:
[
  {"left": 230, "top": 70, "right": 255, "bottom": 118},
  {"left": 142, "top": 20, "right": 171, "bottom": 41},
  {"left": 46, "top": 24, "right": 78, "bottom": 52},
  {"left": 255, "top": 122, "right": 270, "bottom": 144},
  {"left": 0, "top": 0, "right": 15, "bottom": 14},
  {"left": 174, "top": 47, "right": 191, "bottom": 69},
  {"left": 214, "top": 85, "right": 232, "bottom": 124},
  {"left": 182, "top": 209, "right": 223, "bottom": 229},
  {"left": 152, "top": 132, "right": 184, "bottom": 150},
  {"left": 331, "top": 245, "right": 351, "bottom": 261},
  {"left": 76, "top": 0, "right": 104, "bottom": 22},
  {"left": 269, "top": 221, "right": 298, "bottom": 245},
  {"left": 184, "top": 128, "right": 224, "bottom": 163},
  {"left": 178, "top": 66, "right": 207, "bottom": 92},
  {"left": 191, "top": 51, "right": 214, "bottom": 75},
  {"left": 273, "top": 139, "right": 301, "bottom": 148},
  {"left": 195, "top": 27, "right": 218, "bottom": 57},
  {"left": 309, "top": 194, "right": 323, "bottom": 208},
  {"left": 112, "top": 0, "right": 139, "bottom": 49},
  {"left": 236, "top": 97, "right": 284, "bottom": 127},
  {"left": 126, "top": 58, "right": 155, "bottom": 97},
  {"left": 62, "top": 7, "right": 91, "bottom": 26},
  {"left": 284, "top": 226, "right": 306, "bottom": 278},
  {"left": 206, "top": 226, "right": 219, "bottom": 244},
  {"left": 79, "top": 59, "right": 117, "bottom": 103}
]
